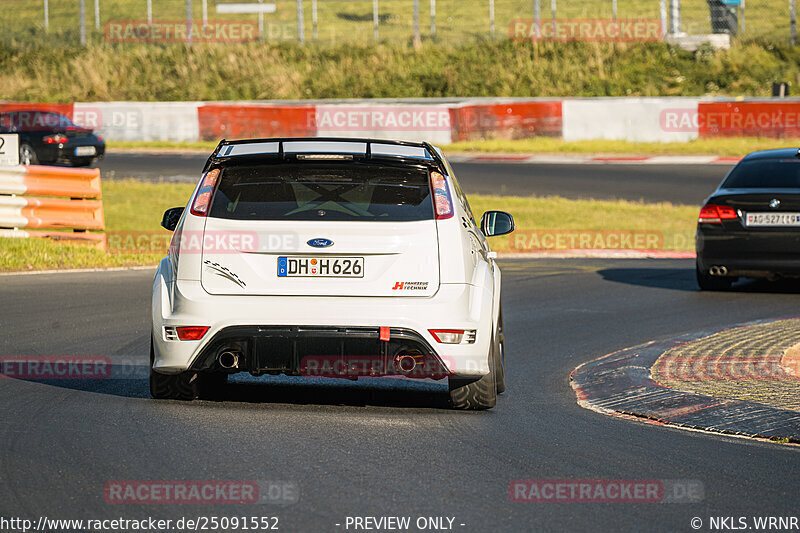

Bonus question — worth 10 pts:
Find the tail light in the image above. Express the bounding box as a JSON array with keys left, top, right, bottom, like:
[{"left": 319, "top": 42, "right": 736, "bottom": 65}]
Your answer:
[
  {"left": 96, "top": 136, "right": 104, "bottom": 142},
  {"left": 175, "top": 326, "right": 209, "bottom": 341},
  {"left": 190, "top": 168, "right": 220, "bottom": 217},
  {"left": 698, "top": 204, "right": 738, "bottom": 224},
  {"left": 43, "top": 134, "right": 68, "bottom": 144},
  {"left": 430, "top": 171, "right": 454, "bottom": 219},
  {"left": 429, "top": 329, "right": 477, "bottom": 344}
]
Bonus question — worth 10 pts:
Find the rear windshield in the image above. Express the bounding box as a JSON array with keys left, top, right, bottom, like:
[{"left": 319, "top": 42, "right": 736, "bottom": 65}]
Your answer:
[
  {"left": 722, "top": 159, "right": 800, "bottom": 189},
  {"left": 208, "top": 162, "right": 434, "bottom": 221}
]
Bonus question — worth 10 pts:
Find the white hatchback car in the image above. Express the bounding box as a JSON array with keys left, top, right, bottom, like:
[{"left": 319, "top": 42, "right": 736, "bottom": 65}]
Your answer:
[{"left": 151, "top": 138, "right": 514, "bottom": 409}]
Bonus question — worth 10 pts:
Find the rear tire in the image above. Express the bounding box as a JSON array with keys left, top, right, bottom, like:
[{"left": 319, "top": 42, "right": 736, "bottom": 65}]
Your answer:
[
  {"left": 696, "top": 261, "right": 733, "bottom": 291},
  {"left": 449, "top": 330, "right": 498, "bottom": 410},
  {"left": 149, "top": 336, "right": 198, "bottom": 401},
  {"left": 495, "top": 312, "right": 506, "bottom": 394},
  {"left": 197, "top": 372, "right": 228, "bottom": 400},
  {"left": 19, "top": 144, "right": 38, "bottom": 165}
]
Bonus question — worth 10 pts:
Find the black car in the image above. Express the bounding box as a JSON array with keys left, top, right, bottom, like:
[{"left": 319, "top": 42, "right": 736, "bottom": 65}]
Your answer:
[
  {"left": 696, "top": 148, "right": 800, "bottom": 290},
  {"left": 0, "top": 110, "right": 105, "bottom": 167}
]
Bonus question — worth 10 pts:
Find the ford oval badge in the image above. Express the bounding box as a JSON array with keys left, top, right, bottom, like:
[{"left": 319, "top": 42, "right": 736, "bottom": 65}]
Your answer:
[{"left": 307, "top": 238, "right": 334, "bottom": 248}]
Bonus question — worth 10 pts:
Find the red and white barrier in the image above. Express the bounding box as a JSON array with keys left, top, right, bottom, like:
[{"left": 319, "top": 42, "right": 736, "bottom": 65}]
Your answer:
[{"left": 6, "top": 97, "right": 800, "bottom": 144}]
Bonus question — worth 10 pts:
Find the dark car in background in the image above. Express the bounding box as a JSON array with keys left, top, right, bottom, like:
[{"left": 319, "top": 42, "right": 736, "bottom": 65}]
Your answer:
[
  {"left": 696, "top": 148, "right": 800, "bottom": 290},
  {"left": 0, "top": 110, "right": 105, "bottom": 167}
]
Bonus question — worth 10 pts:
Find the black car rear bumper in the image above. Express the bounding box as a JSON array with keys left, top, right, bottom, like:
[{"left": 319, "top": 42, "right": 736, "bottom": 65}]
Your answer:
[
  {"left": 696, "top": 225, "right": 800, "bottom": 277},
  {"left": 32, "top": 140, "right": 105, "bottom": 164}
]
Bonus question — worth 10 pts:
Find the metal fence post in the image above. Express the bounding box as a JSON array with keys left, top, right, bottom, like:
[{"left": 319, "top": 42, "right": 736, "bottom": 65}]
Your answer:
[
  {"left": 669, "top": 0, "right": 680, "bottom": 35},
  {"left": 489, "top": 0, "right": 495, "bottom": 35},
  {"left": 79, "top": 0, "right": 87, "bottom": 45},
  {"left": 202, "top": 0, "right": 208, "bottom": 27},
  {"left": 533, "top": 0, "right": 540, "bottom": 37},
  {"left": 373, "top": 0, "right": 379, "bottom": 41},
  {"left": 147, "top": 0, "right": 152, "bottom": 25},
  {"left": 43, "top": 0, "right": 49, "bottom": 32},
  {"left": 792, "top": 0, "right": 797, "bottom": 46},
  {"left": 551, "top": 0, "right": 557, "bottom": 32},
  {"left": 312, "top": 0, "right": 318, "bottom": 40},
  {"left": 431, "top": 0, "right": 436, "bottom": 36},
  {"left": 258, "top": 0, "right": 264, "bottom": 38},
  {"left": 297, "top": 0, "right": 305, "bottom": 44},
  {"left": 94, "top": 0, "right": 100, "bottom": 30},
  {"left": 660, "top": 0, "right": 667, "bottom": 37},
  {"left": 413, "top": 0, "right": 421, "bottom": 46},
  {"left": 612, "top": 0, "right": 617, "bottom": 22},
  {"left": 186, "top": 0, "right": 193, "bottom": 46},
  {"left": 741, "top": 0, "right": 746, "bottom": 33}
]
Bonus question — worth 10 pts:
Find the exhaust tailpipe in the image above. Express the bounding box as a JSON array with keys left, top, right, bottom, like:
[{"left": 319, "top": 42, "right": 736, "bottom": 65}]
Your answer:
[
  {"left": 218, "top": 351, "right": 241, "bottom": 369},
  {"left": 709, "top": 266, "right": 728, "bottom": 276},
  {"left": 394, "top": 354, "right": 417, "bottom": 374}
]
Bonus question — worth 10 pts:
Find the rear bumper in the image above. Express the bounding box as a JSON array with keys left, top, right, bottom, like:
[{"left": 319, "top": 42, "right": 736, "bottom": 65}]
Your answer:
[
  {"left": 152, "top": 259, "right": 494, "bottom": 378},
  {"left": 189, "top": 325, "right": 451, "bottom": 380},
  {"left": 696, "top": 225, "right": 800, "bottom": 277},
  {"left": 36, "top": 141, "right": 105, "bottom": 164}
]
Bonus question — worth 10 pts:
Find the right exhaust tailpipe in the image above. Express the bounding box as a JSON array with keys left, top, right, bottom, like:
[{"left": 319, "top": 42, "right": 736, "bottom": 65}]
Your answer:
[
  {"left": 218, "top": 351, "right": 241, "bottom": 369},
  {"left": 394, "top": 354, "right": 418, "bottom": 374},
  {"left": 709, "top": 266, "right": 728, "bottom": 276}
]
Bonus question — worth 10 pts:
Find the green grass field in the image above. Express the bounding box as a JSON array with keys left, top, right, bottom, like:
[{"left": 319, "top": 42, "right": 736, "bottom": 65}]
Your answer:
[
  {"left": 0, "top": 180, "right": 696, "bottom": 272},
  {"left": 1, "top": 0, "right": 791, "bottom": 45},
  {"left": 445, "top": 137, "right": 800, "bottom": 157},
  {"left": 109, "top": 136, "right": 800, "bottom": 157},
  {"left": 2, "top": 36, "right": 799, "bottom": 102}
]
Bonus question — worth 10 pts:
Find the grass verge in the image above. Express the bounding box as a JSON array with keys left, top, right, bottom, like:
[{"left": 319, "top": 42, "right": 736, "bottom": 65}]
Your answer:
[
  {"left": 446, "top": 137, "right": 800, "bottom": 157},
  {"left": 109, "top": 136, "right": 800, "bottom": 158},
  {"left": 3, "top": 39, "right": 800, "bottom": 101},
  {"left": 0, "top": 180, "right": 696, "bottom": 272}
]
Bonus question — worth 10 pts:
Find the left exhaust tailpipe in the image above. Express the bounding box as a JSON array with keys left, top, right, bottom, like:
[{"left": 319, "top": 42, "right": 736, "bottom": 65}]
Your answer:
[{"left": 218, "top": 351, "right": 241, "bottom": 369}]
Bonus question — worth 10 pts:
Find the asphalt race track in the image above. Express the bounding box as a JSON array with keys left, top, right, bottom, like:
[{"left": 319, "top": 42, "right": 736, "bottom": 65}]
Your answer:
[
  {"left": 1, "top": 259, "right": 798, "bottom": 531},
  {"left": 97, "top": 153, "right": 733, "bottom": 205}
]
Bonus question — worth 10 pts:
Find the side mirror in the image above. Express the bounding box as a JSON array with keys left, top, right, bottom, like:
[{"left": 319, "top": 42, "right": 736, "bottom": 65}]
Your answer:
[
  {"left": 480, "top": 211, "right": 515, "bottom": 237},
  {"left": 161, "top": 207, "right": 184, "bottom": 231}
]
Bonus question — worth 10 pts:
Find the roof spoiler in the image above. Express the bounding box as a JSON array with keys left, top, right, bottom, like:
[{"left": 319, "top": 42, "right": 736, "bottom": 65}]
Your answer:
[{"left": 203, "top": 137, "right": 446, "bottom": 169}]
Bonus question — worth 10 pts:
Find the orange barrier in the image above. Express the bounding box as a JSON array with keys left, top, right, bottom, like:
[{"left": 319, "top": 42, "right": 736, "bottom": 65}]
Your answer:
[
  {"left": 0, "top": 165, "right": 105, "bottom": 246},
  {"left": 0, "top": 165, "right": 102, "bottom": 198}
]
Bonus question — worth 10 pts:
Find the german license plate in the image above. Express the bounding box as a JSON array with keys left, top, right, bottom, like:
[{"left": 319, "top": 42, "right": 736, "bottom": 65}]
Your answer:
[
  {"left": 745, "top": 212, "right": 800, "bottom": 227},
  {"left": 74, "top": 146, "right": 96, "bottom": 156},
  {"left": 277, "top": 256, "right": 364, "bottom": 277}
]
